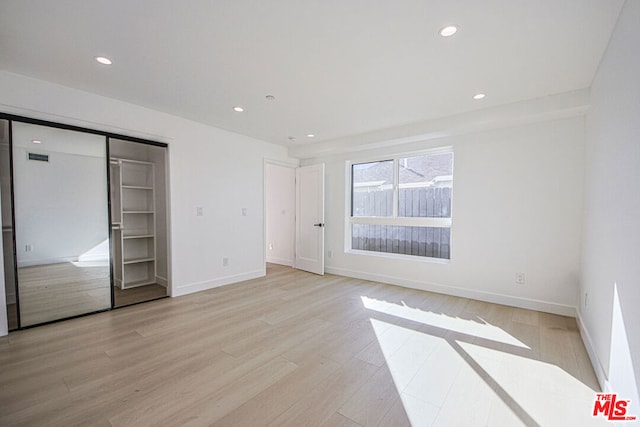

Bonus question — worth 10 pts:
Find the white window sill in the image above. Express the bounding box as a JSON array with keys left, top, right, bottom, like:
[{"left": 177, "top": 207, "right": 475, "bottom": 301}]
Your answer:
[{"left": 345, "top": 248, "right": 451, "bottom": 264}]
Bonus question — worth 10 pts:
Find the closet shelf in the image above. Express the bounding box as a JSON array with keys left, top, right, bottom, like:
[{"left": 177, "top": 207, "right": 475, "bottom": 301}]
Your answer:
[
  {"left": 122, "top": 210, "right": 154, "bottom": 214},
  {"left": 123, "top": 256, "right": 155, "bottom": 265},
  {"left": 123, "top": 279, "right": 156, "bottom": 288},
  {"left": 122, "top": 185, "right": 153, "bottom": 190},
  {"left": 123, "top": 234, "right": 154, "bottom": 240}
]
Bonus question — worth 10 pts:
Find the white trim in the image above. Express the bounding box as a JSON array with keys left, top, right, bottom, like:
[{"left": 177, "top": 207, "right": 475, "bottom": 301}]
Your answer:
[
  {"left": 155, "top": 275, "right": 168, "bottom": 287},
  {"left": 18, "top": 256, "right": 78, "bottom": 267},
  {"left": 347, "top": 146, "right": 454, "bottom": 167},
  {"left": 576, "top": 311, "right": 610, "bottom": 393},
  {"left": 163, "top": 144, "right": 173, "bottom": 298},
  {"left": 263, "top": 157, "right": 299, "bottom": 168},
  {"left": 263, "top": 158, "right": 298, "bottom": 270},
  {"left": 392, "top": 158, "right": 399, "bottom": 217},
  {"left": 325, "top": 266, "right": 577, "bottom": 317},
  {"left": 266, "top": 256, "right": 293, "bottom": 267},
  {"left": 345, "top": 248, "right": 450, "bottom": 264},
  {"left": 350, "top": 216, "right": 452, "bottom": 228},
  {"left": 172, "top": 268, "right": 265, "bottom": 297}
]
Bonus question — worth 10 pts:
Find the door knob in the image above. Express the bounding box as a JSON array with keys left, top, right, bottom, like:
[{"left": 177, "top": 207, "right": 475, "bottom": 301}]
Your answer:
[{"left": 313, "top": 223, "right": 325, "bottom": 227}]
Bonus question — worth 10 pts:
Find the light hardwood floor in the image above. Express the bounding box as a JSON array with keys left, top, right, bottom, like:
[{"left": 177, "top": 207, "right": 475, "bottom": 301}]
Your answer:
[{"left": 0, "top": 264, "right": 604, "bottom": 426}]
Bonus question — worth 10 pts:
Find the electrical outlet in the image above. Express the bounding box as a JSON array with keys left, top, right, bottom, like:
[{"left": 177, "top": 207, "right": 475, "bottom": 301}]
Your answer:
[
  {"left": 222, "top": 257, "right": 229, "bottom": 267},
  {"left": 268, "top": 243, "right": 274, "bottom": 250},
  {"left": 515, "top": 272, "right": 526, "bottom": 285},
  {"left": 196, "top": 206, "right": 204, "bottom": 217},
  {"left": 328, "top": 250, "right": 333, "bottom": 258},
  {"left": 241, "top": 208, "right": 247, "bottom": 216},
  {"left": 584, "top": 292, "right": 589, "bottom": 308},
  {"left": 25, "top": 244, "right": 33, "bottom": 252}
]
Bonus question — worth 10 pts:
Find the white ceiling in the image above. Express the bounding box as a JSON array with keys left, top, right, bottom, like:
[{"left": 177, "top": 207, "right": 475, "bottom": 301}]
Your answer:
[{"left": 0, "top": 0, "right": 624, "bottom": 147}]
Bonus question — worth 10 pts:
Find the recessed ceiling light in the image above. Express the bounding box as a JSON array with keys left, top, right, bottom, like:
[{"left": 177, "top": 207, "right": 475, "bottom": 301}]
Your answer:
[
  {"left": 473, "top": 93, "right": 486, "bottom": 100},
  {"left": 439, "top": 25, "right": 458, "bottom": 37},
  {"left": 265, "top": 95, "right": 276, "bottom": 101},
  {"left": 233, "top": 106, "right": 244, "bottom": 112},
  {"left": 31, "top": 139, "right": 42, "bottom": 144},
  {"left": 95, "top": 56, "right": 112, "bottom": 65},
  {"left": 306, "top": 134, "right": 315, "bottom": 138},
  {"left": 288, "top": 136, "right": 297, "bottom": 142}
]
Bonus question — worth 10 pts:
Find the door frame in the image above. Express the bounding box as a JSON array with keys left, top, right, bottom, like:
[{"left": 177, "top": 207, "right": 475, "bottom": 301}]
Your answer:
[
  {"left": 263, "top": 158, "right": 327, "bottom": 275},
  {"left": 263, "top": 158, "right": 299, "bottom": 272}
]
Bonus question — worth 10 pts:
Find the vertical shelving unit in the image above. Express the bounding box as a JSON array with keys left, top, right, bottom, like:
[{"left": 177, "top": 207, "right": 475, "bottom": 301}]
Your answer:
[{"left": 110, "top": 158, "right": 156, "bottom": 289}]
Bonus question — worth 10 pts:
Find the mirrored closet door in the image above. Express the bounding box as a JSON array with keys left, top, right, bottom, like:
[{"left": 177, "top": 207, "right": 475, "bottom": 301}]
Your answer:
[
  {"left": 1, "top": 119, "right": 18, "bottom": 330},
  {"left": 1, "top": 116, "right": 170, "bottom": 330},
  {"left": 11, "top": 122, "right": 111, "bottom": 327}
]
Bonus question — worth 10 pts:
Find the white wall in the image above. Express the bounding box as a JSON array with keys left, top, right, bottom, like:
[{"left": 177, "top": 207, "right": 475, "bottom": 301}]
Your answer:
[
  {"left": 265, "top": 163, "right": 296, "bottom": 266},
  {"left": 580, "top": 0, "right": 640, "bottom": 407},
  {"left": 305, "top": 116, "right": 585, "bottom": 315},
  {"left": 0, "top": 71, "right": 296, "bottom": 335}
]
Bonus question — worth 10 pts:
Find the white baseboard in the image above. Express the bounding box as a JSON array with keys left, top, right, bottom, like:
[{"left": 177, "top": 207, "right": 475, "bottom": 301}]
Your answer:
[
  {"left": 266, "top": 257, "right": 293, "bottom": 267},
  {"left": 576, "top": 311, "right": 609, "bottom": 393},
  {"left": 325, "top": 266, "right": 577, "bottom": 317},
  {"left": 172, "top": 268, "right": 265, "bottom": 297},
  {"left": 155, "top": 276, "right": 168, "bottom": 287},
  {"left": 18, "top": 256, "right": 77, "bottom": 268}
]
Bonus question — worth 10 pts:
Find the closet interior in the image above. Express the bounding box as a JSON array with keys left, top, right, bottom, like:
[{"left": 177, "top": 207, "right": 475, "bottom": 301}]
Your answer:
[{"left": 109, "top": 138, "right": 169, "bottom": 307}]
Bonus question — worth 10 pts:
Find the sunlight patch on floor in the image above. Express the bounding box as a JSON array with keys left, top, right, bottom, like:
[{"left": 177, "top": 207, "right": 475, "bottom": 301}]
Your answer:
[
  {"left": 70, "top": 260, "right": 110, "bottom": 268},
  {"left": 361, "top": 296, "right": 529, "bottom": 348},
  {"left": 365, "top": 299, "right": 608, "bottom": 426},
  {"left": 459, "top": 341, "right": 607, "bottom": 426}
]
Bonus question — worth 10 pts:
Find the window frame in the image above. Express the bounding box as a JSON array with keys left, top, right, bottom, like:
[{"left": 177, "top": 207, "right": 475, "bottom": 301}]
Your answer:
[{"left": 345, "top": 146, "right": 454, "bottom": 261}]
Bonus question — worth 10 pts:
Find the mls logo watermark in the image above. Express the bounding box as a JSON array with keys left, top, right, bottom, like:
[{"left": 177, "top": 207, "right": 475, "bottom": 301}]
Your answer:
[{"left": 593, "top": 394, "right": 637, "bottom": 421}]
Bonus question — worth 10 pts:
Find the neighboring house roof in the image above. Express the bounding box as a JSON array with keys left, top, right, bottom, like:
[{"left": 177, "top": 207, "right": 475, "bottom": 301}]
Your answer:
[{"left": 353, "top": 152, "right": 453, "bottom": 186}]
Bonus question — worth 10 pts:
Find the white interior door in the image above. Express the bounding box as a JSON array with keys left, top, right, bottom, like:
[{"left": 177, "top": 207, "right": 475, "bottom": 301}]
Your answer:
[{"left": 295, "top": 164, "right": 325, "bottom": 275}]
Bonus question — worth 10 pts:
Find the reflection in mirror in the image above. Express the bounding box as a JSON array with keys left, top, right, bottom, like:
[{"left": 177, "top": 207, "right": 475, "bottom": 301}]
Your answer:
[
  {"left": 12, "top": 122, "right": 110, "bottom": 326},
  {"left": 1, "top": 119, "right": 18, "bottom": 330}
]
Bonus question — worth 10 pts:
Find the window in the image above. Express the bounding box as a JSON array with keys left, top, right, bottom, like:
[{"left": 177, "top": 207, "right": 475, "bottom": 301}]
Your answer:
[{"left": 349, "top": 150, "right": 453, "bottom": 260}]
